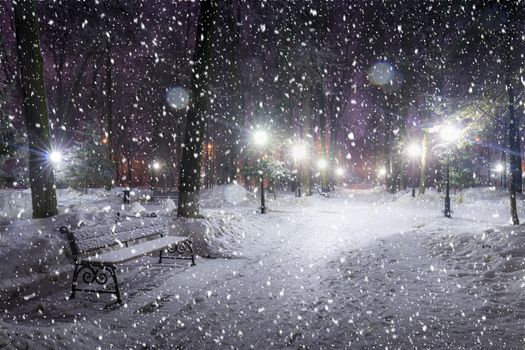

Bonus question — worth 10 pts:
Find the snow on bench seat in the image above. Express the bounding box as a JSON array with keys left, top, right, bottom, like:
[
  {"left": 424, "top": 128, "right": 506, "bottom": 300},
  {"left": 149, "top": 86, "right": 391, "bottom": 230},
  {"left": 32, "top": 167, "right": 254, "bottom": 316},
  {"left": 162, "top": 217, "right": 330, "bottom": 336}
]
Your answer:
[{"left": 84, "top": 236, "right": 187, "bottom": 265}]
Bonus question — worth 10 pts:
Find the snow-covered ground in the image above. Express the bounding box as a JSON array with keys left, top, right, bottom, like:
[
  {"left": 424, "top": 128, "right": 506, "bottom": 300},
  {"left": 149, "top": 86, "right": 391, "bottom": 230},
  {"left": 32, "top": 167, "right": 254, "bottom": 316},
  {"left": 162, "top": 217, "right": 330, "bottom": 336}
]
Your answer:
[{"left": 1, "top": 185, "right": 524, "bottom": 349}]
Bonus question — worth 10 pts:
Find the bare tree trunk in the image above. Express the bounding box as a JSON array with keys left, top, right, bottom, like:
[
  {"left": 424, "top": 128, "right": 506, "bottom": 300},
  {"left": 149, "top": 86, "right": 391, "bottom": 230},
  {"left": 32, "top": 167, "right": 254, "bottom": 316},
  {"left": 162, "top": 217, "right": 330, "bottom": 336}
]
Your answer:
[
  {"left": 14, "top": 0, "right": 58, "bottom": 218},
  {"left": 317, "top": 84, "right": 330, "bottom": 192},
  {"left": 104, "top": 46, "right": 114, "bottom": 190},
  {"left": 177, "top": 0, "right": 217, "bottom": 218},
  {"left": 302, "top": 91, "right": 313, "bottom": 196},
  {"left": 226, "top": 0, "right": 242, "bottom": 183},
  {"left": 506, "top": 46, "right": 520, "bottom": 225}
]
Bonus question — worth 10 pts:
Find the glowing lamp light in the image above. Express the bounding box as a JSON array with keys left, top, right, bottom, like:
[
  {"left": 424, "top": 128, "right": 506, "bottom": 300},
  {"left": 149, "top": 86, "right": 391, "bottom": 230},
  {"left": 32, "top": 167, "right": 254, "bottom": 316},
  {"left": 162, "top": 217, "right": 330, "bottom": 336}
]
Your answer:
[
  {"left": 292, "top": 144, "right": 307, "bottom": 161},
  {"left": 317, "top": 159, "right": 328, "bottom": 170},
  {"left": 378, "top": 167, "right": 387, "bottom": 177},
  {"left": 335, "top": 167, "right": 344, "bottom": 176},
  {"left": 440, "top": 124, "right": 462, "bottom": 143},
  {"left": 495, "top": 163, "right": 504, "bottom": 173},
  {"left": 253, "top": 130, "right": 269, "bottom": 147},
  {"left": 407, "top": 143, "right": 422, "bottom": 158},
  {"left": 152, "top": 161, "right": 161, "bottom": 170},
  {"left": 49, "top": 150, "right": 62, "bottom": 164}
]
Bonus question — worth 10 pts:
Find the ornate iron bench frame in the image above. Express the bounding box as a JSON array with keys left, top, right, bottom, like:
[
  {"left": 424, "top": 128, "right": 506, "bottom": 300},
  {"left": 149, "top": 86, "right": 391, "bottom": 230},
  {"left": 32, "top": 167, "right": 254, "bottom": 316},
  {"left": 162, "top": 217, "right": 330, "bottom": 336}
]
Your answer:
[{"left": 61, "top": 220, "right": 195, "bottom": 304}]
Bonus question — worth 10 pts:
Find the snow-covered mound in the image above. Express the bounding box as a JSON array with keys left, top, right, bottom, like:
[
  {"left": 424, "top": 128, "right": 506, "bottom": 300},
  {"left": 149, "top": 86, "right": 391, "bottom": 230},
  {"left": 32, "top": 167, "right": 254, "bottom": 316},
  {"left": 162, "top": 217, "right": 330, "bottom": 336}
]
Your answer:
[
  {"left": 168, "top": 209, "right": 260, "bottom": 258},
  {"left": 429, "top": 225, "right": 525, "bottom": 295},
  {"left": 160, "top": 198, "right": 177, "bottom": 213},
  {"left": 199, "top": 183, "right": 255, "bottom": 208},
  {"left": 0, "top": 189, "right": 32, "bottom": 219}
]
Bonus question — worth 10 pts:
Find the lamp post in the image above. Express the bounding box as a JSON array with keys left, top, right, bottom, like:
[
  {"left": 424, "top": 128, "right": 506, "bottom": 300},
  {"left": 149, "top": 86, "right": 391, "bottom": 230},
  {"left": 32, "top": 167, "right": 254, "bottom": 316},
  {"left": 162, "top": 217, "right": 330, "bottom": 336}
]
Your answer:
[
  {"left": 439, "top": 124, "right": 462, "bottom": 218},
  {"left": 292, "top": 143, "right": 307, "bottom": 197},
  {"left": 407, "top": 143, "right": 422, "bottom": 197},
  {"left": 151, "top": 161, "right": 161, "bottom": 190},
  {"left": 495, "top": 163, "right": 504, "bottom": 189},
  {"left": 253, "top": 130, "right": 269, "bottom": 214},
  {"left": 317, "top": 159, "right": 328, "bottom": 193},
  {"left": 335, "top": 167, "right": 344, "bottom": 188}
]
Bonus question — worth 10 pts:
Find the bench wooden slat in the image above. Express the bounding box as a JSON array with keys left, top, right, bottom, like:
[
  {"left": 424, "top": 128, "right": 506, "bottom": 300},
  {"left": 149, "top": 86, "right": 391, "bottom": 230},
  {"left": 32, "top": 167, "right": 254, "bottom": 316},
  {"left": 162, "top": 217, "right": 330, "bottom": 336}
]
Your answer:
[
  {"left": 84, "top": 236, "right": 188, "bottom": 265},
  {"left": 73, "top": 218, "right": 166, "bottom": 253}
]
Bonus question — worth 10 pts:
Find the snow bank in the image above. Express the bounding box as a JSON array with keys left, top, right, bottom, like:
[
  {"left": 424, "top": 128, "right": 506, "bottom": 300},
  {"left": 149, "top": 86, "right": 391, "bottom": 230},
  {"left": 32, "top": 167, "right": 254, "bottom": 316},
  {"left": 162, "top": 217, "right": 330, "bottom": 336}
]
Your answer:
[
  {"left": 429, "top": 225, "right": 525, "bottom": 298},
  {"left": 160, "top": 198, "right": 177, "bottom": 213},
  {"left": 200, "top": 183, "right": 255, "bottom": 208},
  {"left": 0, "top": 189, "right": 32, "bottom": 219},
  {"left": 168, "top": 209, "right": 260, "bottom": 258}
]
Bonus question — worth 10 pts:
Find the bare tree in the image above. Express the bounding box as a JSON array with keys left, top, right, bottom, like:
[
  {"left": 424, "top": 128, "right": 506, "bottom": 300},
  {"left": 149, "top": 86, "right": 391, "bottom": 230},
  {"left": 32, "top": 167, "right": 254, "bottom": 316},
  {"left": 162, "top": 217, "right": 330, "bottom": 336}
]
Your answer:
[
  {"left": 14, "top": 0, "right": 57, "bottom": 218},
  {"left": 177, "top": 0, "right": 218, "bottom": 218}
]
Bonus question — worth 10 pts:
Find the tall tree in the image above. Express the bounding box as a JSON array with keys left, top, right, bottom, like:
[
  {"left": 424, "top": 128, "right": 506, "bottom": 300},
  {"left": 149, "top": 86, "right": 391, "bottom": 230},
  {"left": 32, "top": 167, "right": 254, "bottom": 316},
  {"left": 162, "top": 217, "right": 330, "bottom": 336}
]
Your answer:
[
  {"left": 14, "top": 0, "right": 57, "bottom": 218},
  {"left": 177, "top": 0, "right": 218, "bottom": 218}
]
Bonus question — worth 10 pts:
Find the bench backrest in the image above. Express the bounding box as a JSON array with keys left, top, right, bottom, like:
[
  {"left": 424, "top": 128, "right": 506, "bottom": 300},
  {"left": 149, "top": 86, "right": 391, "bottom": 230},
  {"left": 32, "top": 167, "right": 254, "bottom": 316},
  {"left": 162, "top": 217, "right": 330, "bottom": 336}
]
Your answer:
[{"left": 61, "top": 218, "right": 166, "bottom": 259}]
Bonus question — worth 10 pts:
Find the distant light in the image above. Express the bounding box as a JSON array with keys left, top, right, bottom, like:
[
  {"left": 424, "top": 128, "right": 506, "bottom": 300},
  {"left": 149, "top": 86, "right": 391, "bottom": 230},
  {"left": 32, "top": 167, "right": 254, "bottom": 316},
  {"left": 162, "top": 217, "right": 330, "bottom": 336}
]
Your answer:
[
  {"left": 253, "top": 130, "right": 269, "bottom": 147},
  {"left": 152, "top": 162, "right": 160, "bottom": 170},
  {"left": 292, "top": 144, "right": 307, "bottom": 161},
  {"left": 49, "top": 151, "right": 62, "bottom": 164},
  {"left": 336, "top": 167, "right": 344, "bottom": 176},
  {"left": 407, "top": 143, "right": 422, "bottom": 157},
  {"left": 166, "top": 86, "right": 190, "bottom": 110},
  {"left": 367, "top": 62, "right": 395, "bottom": 86},
  {"left": 317, "top": 159, "right": 328, "bottom": 170},
  {"left": 378, "top": 167, "right": 387, "bottom": 177},
  {"left": 440, "top": 124, "right": 462, "bottom": 143},
  {"left": 494, "top": 163, "right": 504, "bottom": 173}
]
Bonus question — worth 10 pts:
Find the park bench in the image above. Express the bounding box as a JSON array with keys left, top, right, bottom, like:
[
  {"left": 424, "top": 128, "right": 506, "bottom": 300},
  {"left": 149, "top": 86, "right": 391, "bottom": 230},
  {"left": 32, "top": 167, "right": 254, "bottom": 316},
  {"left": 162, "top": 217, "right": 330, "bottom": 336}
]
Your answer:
[{"left": 60, "top": 218, "right": 195, "bottom": 304}]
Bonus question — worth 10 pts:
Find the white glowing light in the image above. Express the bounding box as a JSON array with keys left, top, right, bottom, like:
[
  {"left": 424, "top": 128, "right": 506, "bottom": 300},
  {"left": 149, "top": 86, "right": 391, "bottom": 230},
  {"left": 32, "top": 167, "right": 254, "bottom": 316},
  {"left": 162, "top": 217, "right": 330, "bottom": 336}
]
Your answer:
[
  {"left": 166, "top": 86, "right": 190, "bottom": 110},
  {"left": 317, "top": 159, "right": 328, "bottom": 170},
  {"left": 253, "top": 130, "right": 269, "bottom": 147},
  {"left": 407, "top": 143, "right": 422, "bottom": 158},
  {"left": 440, "top": 124, "right": 462, "bottom": 143},
  {"left": 336, "top": 167, "right": 344, "bottom": 176},
  {"left": 152, "top": 162, "right": 160, "bottom": 170},
  {"left": 367, "top": 62, "right": 395, "bottom": 86},
  {"left": 49, "top": 151, "right": 62, "bottom": 164},
  {"left": 292, "top": 144, "right": 307, "bottom": 161},
  {"left": 494, "top": 163, "right": 504, "bottom": 173},
  {"left": 378, "top": 167, "right": 387, "bottom": 177}
]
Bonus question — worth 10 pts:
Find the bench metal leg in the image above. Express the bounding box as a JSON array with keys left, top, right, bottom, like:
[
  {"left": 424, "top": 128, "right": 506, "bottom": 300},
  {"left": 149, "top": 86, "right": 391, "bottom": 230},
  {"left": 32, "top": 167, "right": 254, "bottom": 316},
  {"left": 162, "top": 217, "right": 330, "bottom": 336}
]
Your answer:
[
  {"left": 68, "top": 263, "right": 123, "bottom": 304},
  {"left": 164, "top": 240, "right": 196, "bottom": 266},
  {"left": 184, "top": 240, "right": 196, "bottom": 266},
  {"left": 108, "top": 266, "right": 122, "bottom": 304},
  {"left": 70, "top": 264, "right": 80, "bottom": 300},
  {"left": 158, "top": 249, "right": 163, "bottom": 264}
]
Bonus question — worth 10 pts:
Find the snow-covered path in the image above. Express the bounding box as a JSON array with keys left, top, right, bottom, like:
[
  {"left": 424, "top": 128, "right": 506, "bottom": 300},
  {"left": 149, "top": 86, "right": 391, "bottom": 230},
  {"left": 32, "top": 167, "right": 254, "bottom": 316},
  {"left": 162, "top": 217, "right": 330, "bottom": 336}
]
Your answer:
[{"left": 1, "top": 189, "right": 524, "bottom": 349}]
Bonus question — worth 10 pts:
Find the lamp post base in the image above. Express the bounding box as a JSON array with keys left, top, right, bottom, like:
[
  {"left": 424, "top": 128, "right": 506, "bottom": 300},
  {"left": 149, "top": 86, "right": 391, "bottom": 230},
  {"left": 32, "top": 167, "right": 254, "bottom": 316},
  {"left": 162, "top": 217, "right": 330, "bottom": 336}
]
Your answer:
[{"left": 444, "top": 196, "right": 452, "bottom": 218}]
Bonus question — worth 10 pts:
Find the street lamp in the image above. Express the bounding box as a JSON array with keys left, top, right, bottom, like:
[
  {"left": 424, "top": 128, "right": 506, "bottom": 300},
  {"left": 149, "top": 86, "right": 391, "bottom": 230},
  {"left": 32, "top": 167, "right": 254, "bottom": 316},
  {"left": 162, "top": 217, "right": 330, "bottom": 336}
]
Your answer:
[
  {"left": 253, "top": 129, "right": 269, "bottom": 214},
  {"left": 439, "top": 124, "right": 462, "bottom": 218},
  {"left": 317, "top": 158, "right": 328, "bottom": 170},
  {"left": 151, "top": 161, "right": 161, "bottom": 190},
  {"left": 48, "top": 150, "right": 62, "bottom": 164},
  {"left": 406, "top": 143, "right": 422, "bottom": 197},
  {"left": 292, "top": 143, "right": 307, "bottom": 197},
  {"left": 494, "top": 163, "right": 504, "bottom": 189}
]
